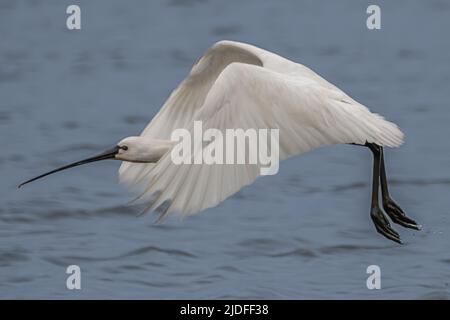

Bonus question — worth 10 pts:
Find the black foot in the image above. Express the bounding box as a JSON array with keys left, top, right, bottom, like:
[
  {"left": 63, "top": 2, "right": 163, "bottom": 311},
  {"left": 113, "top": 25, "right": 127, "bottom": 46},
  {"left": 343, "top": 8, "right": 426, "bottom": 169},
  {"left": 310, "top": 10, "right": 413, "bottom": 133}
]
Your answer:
[
  {"left": 370, "top": 206, "right": 402, "bottom": 244},
  {"left": 382, "top": 197, "right": 422, "bottom": 230}
]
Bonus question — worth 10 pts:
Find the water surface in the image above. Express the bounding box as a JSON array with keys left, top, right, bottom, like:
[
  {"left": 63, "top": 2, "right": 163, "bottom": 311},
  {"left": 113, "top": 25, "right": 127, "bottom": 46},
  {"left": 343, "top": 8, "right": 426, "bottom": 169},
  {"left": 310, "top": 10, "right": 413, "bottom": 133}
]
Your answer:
[{"left": 0, "top": 0, "right": 449, "bottom": 299}]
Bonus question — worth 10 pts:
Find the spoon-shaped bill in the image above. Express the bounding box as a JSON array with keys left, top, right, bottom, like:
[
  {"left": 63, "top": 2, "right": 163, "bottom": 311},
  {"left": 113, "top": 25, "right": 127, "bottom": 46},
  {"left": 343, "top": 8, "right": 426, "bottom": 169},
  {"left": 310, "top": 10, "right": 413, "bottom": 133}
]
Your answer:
[{"left": 18, "top": 146, "right": 120, "bottom": 188}]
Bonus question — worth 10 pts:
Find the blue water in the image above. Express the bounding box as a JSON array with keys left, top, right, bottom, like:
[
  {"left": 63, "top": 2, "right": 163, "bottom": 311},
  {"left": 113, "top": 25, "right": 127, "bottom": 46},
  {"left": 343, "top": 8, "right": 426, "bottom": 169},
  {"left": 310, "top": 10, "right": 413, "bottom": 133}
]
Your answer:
[{"left": 1, "top": 0, "right": 449, "bottom": 299}]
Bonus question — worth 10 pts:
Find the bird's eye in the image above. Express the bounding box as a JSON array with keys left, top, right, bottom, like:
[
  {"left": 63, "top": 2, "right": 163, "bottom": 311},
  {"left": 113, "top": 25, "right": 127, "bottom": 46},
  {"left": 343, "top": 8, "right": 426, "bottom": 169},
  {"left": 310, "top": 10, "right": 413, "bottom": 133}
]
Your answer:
[{"left": 121, "top": 146, "right": 128, "bottom": 151}]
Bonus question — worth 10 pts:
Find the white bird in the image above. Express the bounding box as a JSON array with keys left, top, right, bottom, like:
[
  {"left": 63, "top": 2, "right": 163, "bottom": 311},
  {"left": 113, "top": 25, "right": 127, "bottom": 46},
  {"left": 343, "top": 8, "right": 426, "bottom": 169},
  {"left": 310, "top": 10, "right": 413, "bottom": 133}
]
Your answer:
[{"left": 19, "top": 40, "right": 420, "bottom": 243}]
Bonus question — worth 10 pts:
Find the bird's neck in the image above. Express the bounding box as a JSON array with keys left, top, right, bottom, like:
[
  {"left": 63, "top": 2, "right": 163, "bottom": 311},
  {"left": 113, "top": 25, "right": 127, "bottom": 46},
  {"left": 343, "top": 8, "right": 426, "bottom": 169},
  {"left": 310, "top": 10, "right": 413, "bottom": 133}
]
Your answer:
[{"left": 141, "top": 138, "right": 175, "bottom": 163}]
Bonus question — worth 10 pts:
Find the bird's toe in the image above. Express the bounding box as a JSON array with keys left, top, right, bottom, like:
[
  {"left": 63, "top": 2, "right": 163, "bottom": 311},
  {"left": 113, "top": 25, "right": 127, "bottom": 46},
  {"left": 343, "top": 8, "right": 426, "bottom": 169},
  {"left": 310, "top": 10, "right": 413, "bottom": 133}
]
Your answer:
[
  {"left": 382, "top": 197, "right": 421, "bottom": 230},
  {"left": 370, "top": 206, "right": 402, "bottom": 244}
]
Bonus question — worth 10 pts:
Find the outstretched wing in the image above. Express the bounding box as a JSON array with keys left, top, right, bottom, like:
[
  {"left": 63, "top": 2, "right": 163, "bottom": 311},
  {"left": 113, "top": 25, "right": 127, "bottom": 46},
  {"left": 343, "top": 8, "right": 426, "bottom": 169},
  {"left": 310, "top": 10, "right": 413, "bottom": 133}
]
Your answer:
[
  {"left": 119, "top": 40, "right": 266, "bottom": 187},
  {"left": 130, "top": 62, "right": 403, "bottom": 219}
]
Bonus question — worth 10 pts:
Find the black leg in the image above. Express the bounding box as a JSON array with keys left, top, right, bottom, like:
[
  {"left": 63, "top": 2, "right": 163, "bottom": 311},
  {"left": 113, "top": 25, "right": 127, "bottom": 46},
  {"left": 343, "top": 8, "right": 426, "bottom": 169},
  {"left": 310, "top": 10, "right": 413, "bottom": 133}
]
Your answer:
[
  {"left": 379, "top": 147, "right": 421, "bottom": 230},
  {"left": 367, "top": 143, "right": 402, "bottom": 244}
]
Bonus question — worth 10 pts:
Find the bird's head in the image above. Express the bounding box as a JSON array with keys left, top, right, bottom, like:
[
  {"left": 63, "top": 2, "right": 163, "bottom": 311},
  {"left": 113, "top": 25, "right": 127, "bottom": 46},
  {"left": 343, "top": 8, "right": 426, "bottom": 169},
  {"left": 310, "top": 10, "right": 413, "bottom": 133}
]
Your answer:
[
  {"left": 18, "top": 136, "right": 173, "bottom": 188},
  {"left": 115, "top": 136, "right": 168, "bottom": 162}
]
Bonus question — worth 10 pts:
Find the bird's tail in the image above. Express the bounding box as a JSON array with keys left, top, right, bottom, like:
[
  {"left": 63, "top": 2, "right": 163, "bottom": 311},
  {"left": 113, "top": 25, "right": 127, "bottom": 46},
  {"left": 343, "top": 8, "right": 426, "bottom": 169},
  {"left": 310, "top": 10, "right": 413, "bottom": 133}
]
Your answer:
[{"left": 365, "top": 113, "right": 404, "bottom": 148}]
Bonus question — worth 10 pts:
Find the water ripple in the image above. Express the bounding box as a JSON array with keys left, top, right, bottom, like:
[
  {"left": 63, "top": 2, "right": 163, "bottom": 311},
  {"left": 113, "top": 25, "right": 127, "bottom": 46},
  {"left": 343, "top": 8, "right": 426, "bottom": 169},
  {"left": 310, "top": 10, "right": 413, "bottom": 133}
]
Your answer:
[
  {"left": 0, "top": 248, "right": 30, "bottom": 267},
  {"left": 122, "top": 245, "right": 196, "bottom": 258},
  {"left": 42, "top": 244, "right": 195, "bottom": 268},
  {"left": 319, "top": 244, "right": 393, "bottom": 254},
  {"left": 269, "top": 248, "right": 317, "bottom": 258}
]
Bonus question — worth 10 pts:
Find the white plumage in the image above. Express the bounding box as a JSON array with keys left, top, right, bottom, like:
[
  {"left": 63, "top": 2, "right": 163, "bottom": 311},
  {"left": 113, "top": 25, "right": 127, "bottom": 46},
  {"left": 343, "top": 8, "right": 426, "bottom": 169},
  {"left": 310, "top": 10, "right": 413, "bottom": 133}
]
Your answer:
[{"left": 118, "top": 40, "right": 403, "bottom": 219}]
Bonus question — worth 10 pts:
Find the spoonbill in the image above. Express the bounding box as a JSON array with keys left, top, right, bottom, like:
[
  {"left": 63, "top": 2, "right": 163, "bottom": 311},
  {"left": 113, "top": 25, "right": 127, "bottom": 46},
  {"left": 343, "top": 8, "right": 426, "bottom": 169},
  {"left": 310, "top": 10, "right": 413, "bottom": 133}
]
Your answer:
[{"left": 19, "top": 40, "right": 420, "bottom": 243}]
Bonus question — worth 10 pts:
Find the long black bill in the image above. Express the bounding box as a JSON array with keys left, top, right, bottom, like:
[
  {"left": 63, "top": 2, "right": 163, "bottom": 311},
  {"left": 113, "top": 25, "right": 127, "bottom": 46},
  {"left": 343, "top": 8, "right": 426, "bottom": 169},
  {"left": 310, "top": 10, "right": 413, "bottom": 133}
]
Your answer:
[{"left": 18, "top": 146, "right": 120, "bottom": 188}]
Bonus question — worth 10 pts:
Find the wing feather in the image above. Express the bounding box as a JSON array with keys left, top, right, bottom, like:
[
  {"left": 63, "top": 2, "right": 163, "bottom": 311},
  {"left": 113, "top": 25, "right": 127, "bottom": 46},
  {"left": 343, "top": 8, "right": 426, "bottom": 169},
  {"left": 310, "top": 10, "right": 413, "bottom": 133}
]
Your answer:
[{"left": 119, "top": 41, "right": 265, "bottom": 187}]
